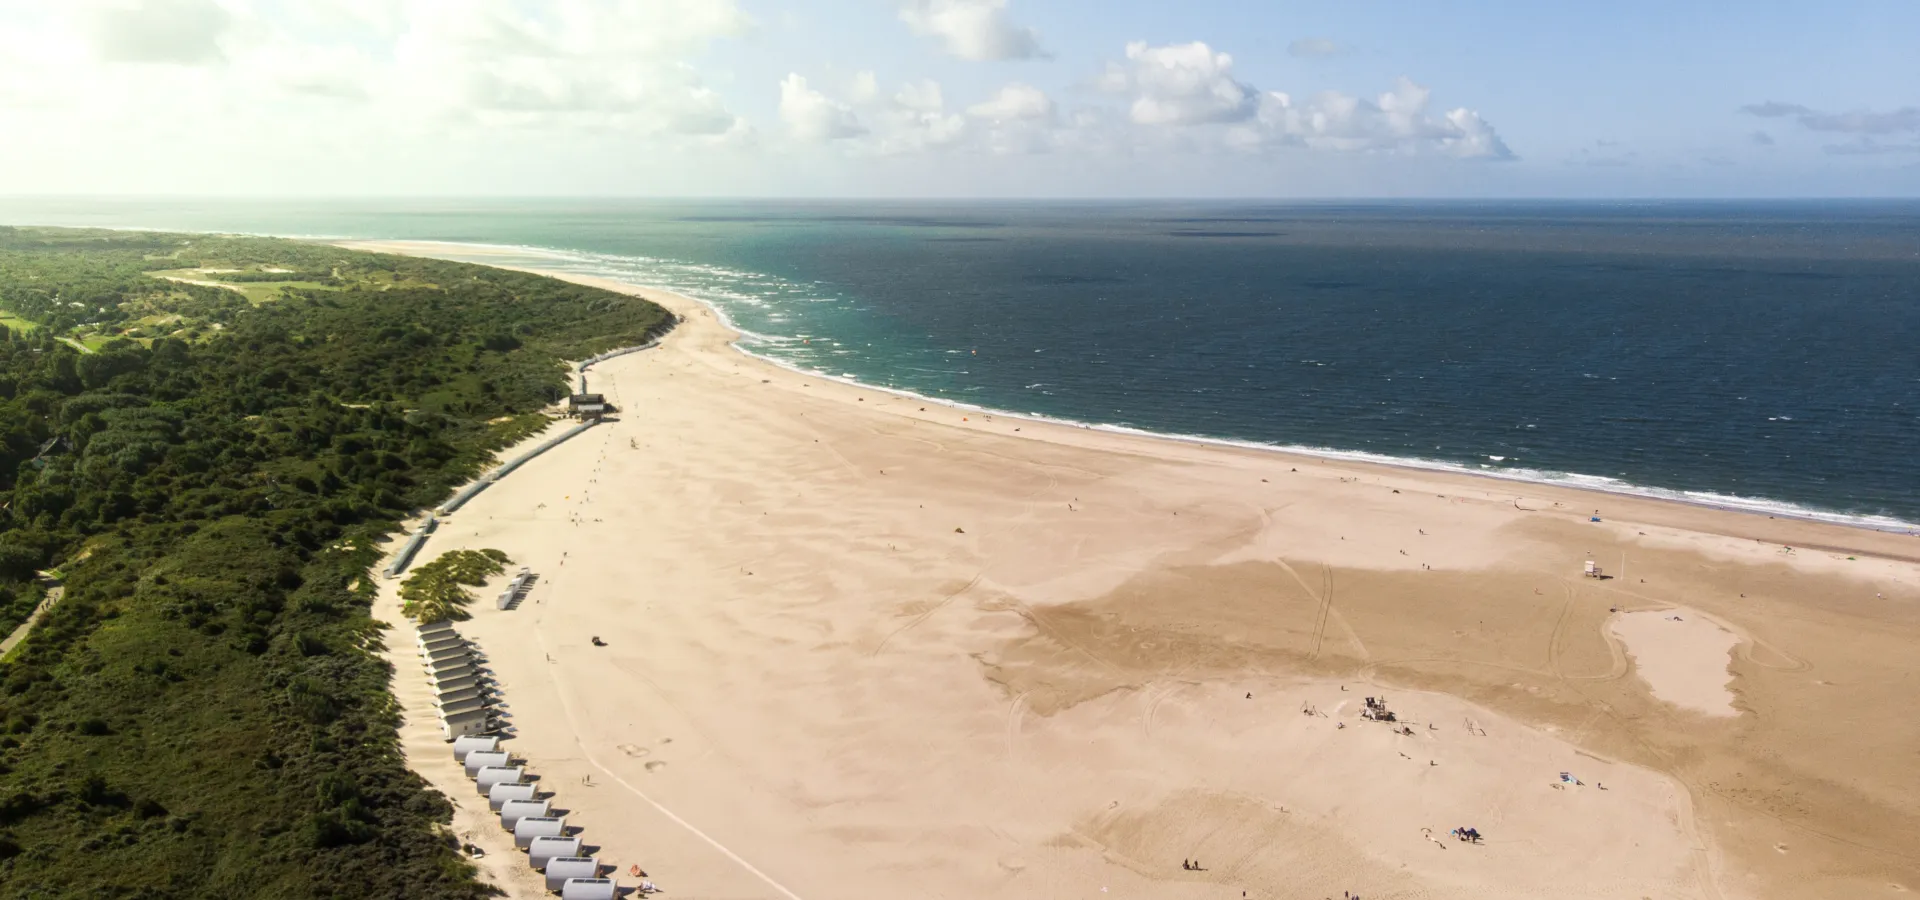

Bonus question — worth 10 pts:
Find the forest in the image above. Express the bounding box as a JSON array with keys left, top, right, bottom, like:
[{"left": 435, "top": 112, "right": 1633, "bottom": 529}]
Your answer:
[{"left": 0, "top": 226, "right": 674, "bottom": 897}]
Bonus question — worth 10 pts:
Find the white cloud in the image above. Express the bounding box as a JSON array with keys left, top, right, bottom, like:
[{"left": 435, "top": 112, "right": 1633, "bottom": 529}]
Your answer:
[
  {"left": 0, "top": 4, "right": 1521, "bottom": 194},
  {"left": 88, "top": 0, "right": 232, "bottom": 65},
  {"left": 967, "top": 83, "right": 1053, "bottom": 123},
  {"left": 899, "top": 0, "right": 1045, "bottom": 61},
  {"left": 380, "top": 0, "right": 752, "bottom": 135},
  {"left": 1098, "top": 42, "right": 1511, "bottom": 159},
  {"left": 779, "top": 74, "right": 866, "bottom": 141},
  {"left": 1230, "top": 79, "right": 1512, "bottom": 159},
  {"left": 1101, "top": 41, "right": 1259, "bottom": 126}
]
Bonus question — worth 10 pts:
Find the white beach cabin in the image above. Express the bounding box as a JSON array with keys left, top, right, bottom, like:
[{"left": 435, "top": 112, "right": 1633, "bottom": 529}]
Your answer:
[
  {"left": 441, "top": 708, "right": 493, "bottom": 742},
  {"left": 464, "top": 750, "right": 511, "bottom": 776},
  {"left": 487, "top": 781, "right": 537, "bottom": 811},
  {"left": 514, "top": 816, "right": 567, "bottom": 849},
  {"left": 561, "top": 878, "right": 618, "bottom": 900},
  {"left": 527, "top": 835, "right": 581, "bottom": 870},
  {"left": 544, "top": 857, "right": 600, "bottom": 893},
  {"left": 474, "top": 765, "right": 523, "bottom": 796},
  {"left": 450, "top": 734, "right": 499, "bottom": 762},
  {"left": 499, "top": 799, "right": 551, "bottom": 831}
]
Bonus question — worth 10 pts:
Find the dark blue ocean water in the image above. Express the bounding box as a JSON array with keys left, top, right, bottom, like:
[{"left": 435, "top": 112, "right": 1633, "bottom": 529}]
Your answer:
[{"left": 4, "top": 199, "right": 1918, "bottom": 528}]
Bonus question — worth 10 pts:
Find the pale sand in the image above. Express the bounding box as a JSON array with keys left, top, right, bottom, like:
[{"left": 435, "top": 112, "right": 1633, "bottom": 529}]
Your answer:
[
  {"left": 1610, "top": 609, "right": 1740, "bottom": 717},
  {"left": 347, "top": 240, "right": 1920, "bottom": 900}
]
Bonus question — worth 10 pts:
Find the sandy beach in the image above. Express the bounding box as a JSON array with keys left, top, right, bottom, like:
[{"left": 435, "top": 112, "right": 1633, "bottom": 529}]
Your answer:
[{"left": 347, "top": 240, "right": 1920, "bottom": 900}]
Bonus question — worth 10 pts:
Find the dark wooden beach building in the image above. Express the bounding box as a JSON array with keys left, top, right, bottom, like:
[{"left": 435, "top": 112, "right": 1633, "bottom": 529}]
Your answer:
[{"left": 567, "top": 392, "right": 610, "bottom": 418}]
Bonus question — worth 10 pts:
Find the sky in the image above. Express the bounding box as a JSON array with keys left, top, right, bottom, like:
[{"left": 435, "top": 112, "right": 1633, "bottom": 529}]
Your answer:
[{"left": 0, "top": 0, "right": 1917, "bottom": 197}]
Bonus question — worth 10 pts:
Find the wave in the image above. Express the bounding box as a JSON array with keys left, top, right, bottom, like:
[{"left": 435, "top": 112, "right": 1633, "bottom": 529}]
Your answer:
[{"left": 320, "top": 239, "right": 1920, "bottom": 535}]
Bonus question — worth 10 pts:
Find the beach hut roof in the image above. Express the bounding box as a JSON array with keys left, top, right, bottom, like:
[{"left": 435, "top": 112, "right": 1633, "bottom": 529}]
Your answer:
[
  {"left": 451, "top": 735, "right": 499, "bottom": 761},
  {"left": 435, "top": 686, "right": 487, "bottom": 708},
  {"left": 439, "top": 697, "right": 489, "bottom": 719},
  {"left": 527, "top": 835, "right": 581, "bottom": 869},
  {"left": 463, "top": 750, "right": 511, "bottom": 775},
  {"left": 544, "top": 857, "right": 600, "bottom": 892},
  {"left": 560, "top": 878, "right": 618, "bottom": 900},
  {"left": 487, "top": 780, "right": 537, "bottom": 811},
  {"left": 432, "top": 673, "right": 488, "bottom": 694},
  {"left": 442, "top": 708, "right": 491, "bottom": 727},
  {"left": 422, "top": 642, "right": 470, "bottom": 661},
  {"left": 499, "top": 799, "right": 551, "bottom": 830},
  {"left": 427, "top": 659, "right": 477, "bottom": 680},
  {"left": 474, "top": 765, "right": 523, "bottom": 794},
  {"left": 514, "top": 816, "right": 566, "bottom": 849}
]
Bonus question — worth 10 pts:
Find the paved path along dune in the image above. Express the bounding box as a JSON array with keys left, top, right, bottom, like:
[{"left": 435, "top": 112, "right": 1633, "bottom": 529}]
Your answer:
[{"left": 350, "top": 241, "right": 1920, "bottom": 900}]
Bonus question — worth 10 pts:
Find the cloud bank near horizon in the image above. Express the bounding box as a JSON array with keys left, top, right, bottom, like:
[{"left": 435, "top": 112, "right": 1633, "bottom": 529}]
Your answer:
[{"left": 0, "top": 0, "right": 1909, "bottom": 195}]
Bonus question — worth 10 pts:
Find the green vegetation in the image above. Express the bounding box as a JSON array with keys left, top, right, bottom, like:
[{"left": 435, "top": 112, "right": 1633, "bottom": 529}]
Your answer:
[
  {"left": 0, "top": 226, "right": 674, "bottom": 897},
  {"left": 400, "top": 550, "right": 511, "bottom": 624}
]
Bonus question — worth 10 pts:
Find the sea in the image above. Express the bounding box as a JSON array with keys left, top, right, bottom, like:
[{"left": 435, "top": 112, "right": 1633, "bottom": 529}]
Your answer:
[{"left": 3, "top": 198, "right": 1917, "bottom": 530}]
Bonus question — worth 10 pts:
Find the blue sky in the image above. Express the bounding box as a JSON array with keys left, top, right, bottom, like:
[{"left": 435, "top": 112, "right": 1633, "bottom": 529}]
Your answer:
[{"left": 0, "top": 0, "right": 1915, "bottom": 196}]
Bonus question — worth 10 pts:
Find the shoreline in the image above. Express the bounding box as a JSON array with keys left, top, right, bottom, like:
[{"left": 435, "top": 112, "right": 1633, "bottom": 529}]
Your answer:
[
  {"left": 336, "top": 238, "right": 1919, "bottom": 539},
  {"left": 350, "top": 238, "right": 1920, "bottom": 899},
  {"left": 340, "top": 238, "right": 1920, "bottom": 563}
]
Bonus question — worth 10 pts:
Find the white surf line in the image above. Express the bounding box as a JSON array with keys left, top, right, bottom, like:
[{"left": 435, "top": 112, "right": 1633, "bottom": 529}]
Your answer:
[{"left": 528, "top": 434, "right": 807, "bottom": 900}]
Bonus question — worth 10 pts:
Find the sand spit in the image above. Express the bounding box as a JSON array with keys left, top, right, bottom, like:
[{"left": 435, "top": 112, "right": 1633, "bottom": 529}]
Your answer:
[{"left": 348, "top": 240, "right": 1920, "bottom": 900}]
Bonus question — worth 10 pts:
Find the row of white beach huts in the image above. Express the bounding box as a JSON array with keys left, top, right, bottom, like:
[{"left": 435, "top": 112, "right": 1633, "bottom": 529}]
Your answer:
[
  {"left": 451, "top": 734, "right": 623, "bottom": 899},
  {"left": 424, "top": 625, "right": 628, "bottom": 898}
]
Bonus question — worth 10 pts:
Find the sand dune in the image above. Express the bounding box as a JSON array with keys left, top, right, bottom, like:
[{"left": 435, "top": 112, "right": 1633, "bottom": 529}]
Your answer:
[{"left": 349, "top": 241, "right": 1920, "bottom": 900}]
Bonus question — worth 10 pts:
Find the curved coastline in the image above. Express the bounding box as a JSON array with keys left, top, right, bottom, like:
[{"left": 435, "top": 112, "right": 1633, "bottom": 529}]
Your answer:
[
  {"left": 343, "top": 238, "right": 1919, "bottom": 538},
  {"left": 344, "top": 237, "right": 1920, "bottom": 900}
]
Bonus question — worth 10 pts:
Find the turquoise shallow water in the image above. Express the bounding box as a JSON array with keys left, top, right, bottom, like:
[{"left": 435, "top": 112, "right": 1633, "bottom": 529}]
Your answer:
[{"left": 4, "top": 198, "right": 1919, "bottom": 530}]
